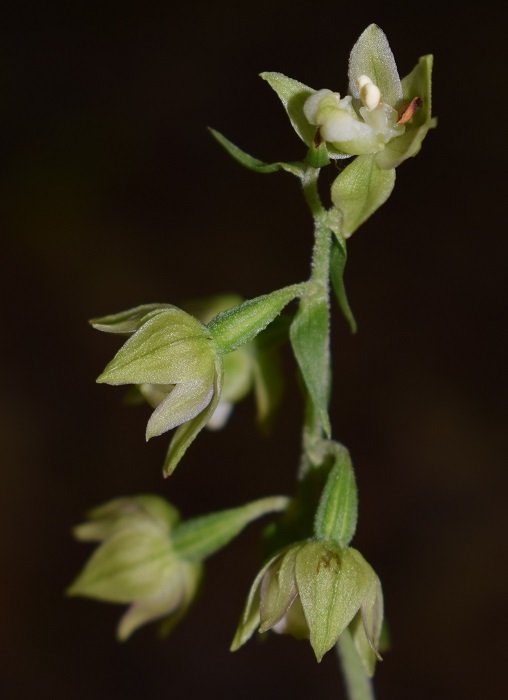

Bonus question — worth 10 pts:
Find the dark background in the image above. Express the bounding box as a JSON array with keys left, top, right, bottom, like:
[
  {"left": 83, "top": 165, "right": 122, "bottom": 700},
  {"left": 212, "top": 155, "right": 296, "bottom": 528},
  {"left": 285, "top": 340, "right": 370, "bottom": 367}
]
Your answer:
[{"left": 2, "top": 2, "right": 506, "bottom": 698}]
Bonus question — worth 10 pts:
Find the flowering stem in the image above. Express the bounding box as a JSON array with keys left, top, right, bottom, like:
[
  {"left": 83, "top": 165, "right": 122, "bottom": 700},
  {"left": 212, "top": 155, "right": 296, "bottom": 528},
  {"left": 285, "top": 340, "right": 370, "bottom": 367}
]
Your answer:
[
  {"left": 298, "top": 166, "right": 333, "bottom": 473},
  {"left": 336, "top": 630, "right": 375, "bottom": 700},
  {"left": 302, "top": 167, "right": 375, "bottom": 699}
]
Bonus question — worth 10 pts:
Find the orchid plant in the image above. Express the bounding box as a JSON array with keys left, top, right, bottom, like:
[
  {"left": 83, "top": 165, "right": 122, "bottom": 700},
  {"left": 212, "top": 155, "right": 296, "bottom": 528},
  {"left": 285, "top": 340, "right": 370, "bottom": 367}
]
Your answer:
[{"left": 69, "top": 24, "right": 434, "bottom": 700}]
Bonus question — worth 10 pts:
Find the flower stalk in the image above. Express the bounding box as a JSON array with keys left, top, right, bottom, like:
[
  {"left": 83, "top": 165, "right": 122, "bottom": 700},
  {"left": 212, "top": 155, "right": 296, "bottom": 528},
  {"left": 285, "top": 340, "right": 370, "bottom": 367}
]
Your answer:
[{"left": 70, "top": 21, "right": 433, "bottom": 700}]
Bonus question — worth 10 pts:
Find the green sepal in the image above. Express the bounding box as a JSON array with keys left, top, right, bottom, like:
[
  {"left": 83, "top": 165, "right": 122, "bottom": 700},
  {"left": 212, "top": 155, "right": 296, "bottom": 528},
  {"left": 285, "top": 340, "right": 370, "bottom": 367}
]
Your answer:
[
  {"left": 163, "top": 358, "right": 223, "bottom": 476},
  {"left": 90, "top": 304, "right": 175, "bottom": 334},
  {"left": 68, "top": 523, "right": 176, "bottom": 603},
  {"left": 171, "top": 496, "right": 288, "bottom": 561},
  {"left": 258, "top": 546, "right": 299, "bottom": 632},
  {"left": 290, "top": 293, "right": 330, "bottom": 438},
  {"left": 314, "top": 442, "right": 358, "bottom": 547},
  {"left": 208, "top": 284, "right": 303, "bottom": 355},
  {"left": 252, "top": 346, "right": 284, "bottom": 431},
  {"left": 376, "top": 54, "right": 434, "bottom": 170},
  {"left": 145, "top": 373, "right": 214, "bottom": 439},
  {"left": 260, "top": 72, "right": 316, "bottom": 147},
  {"left": 348, "top": 24, "right": 402, "bottom": 109},
  {"left": 73, "top": 495, "right": 180, "bottom": 542},
  {"left": 230, "top": 552, "right": 281, "bottom": 651},
  {"left": 209, "top": 128, "right": 304, "bottom": 177},
  {"left": 295, "top": 543, "right": 374, "bottom": 662},
  {"left": 330, "top": 155, "right": 395, "bottom": 237},
  {"left": 260, "top": 72, "right": 350, "bottom": 160},
  {"left": 330, "top": 235, "right": 357, "bottom": 333},
  {"left": 349, "top": 574, "right": 384, "bottom": 676},
  {"left": 96, "top": 308, "right": 214, "bottom": 385},
  {"left": 119, "top": 560, "right": 203, "bottom": 642}
]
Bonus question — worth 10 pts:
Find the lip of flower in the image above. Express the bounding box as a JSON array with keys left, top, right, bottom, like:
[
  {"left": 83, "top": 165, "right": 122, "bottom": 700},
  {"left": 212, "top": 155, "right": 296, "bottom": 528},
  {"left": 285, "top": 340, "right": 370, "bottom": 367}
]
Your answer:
[{"left": 303, "top": 75, "right": 405, "bottom": 156}]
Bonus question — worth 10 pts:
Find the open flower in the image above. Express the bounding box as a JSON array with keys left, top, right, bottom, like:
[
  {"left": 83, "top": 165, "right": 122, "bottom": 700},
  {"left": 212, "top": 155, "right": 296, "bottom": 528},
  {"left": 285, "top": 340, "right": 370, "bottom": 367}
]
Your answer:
[
  {"left": 231, "top": 540, "right": 383, "bottom": 674},
  {"left": 263, "top": 24, "right": 433, "bottom": 171},
  {"left": 92, "top": 304, "right": 222, "bottom": 475},
  {"left": 303, "top": 76, "right": 404, "bottom": 158},
  {"left": 68, "top": 495, "right": 202, "bottom": 640}
]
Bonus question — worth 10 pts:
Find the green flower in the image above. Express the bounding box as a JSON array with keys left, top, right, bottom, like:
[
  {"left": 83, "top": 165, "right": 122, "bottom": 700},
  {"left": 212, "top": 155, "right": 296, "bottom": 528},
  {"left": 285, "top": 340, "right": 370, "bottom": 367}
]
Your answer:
[
  {"left": 93, "top": 287, "right": 301, "bottom": 472},
  {"left": 262, "top": 23, "right": 434, "bottom": 170},
  {"left": 92, "top": 304, "right": 223, "bottom": 475},
  {"left": 231, "top": 540, "right": 383, "bottom": 674},
  {"left": 69, "top": 494, "right": 289, "bottom": 641},
  {"left": 68, "top": 495, "right": 202, "bottom": 641},
  {"left": 135, "top": 295, "right": 279, "bottom": 432},
  {"left": 303, "top": 24, "right": 434, "bottom": 169}
]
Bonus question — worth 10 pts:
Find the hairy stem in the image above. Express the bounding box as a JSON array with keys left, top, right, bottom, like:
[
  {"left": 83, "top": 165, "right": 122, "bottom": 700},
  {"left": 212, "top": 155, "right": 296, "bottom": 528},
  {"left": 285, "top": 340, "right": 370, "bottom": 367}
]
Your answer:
[{"left": 299, "top": 166, "right": 333, "bottom": 471}]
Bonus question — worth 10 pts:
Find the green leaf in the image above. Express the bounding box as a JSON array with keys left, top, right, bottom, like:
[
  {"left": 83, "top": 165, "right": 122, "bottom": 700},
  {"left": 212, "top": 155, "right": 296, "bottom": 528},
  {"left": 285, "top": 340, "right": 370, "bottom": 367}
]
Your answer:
[
  {"left": 90, "top": 304, "right": 175, "bottom": 334},
  {"left": 209, "top": 129, "right": 303, "bottom": 177},
  {"left": 314, "top": 443, "right": 358, "bottom": 547},
  {"left": 331, "top": 155, "right": 395, "bottom": 237},
  {"left": 208, "top": 284, "right": 303, "bottom": 355},
  {"left": 163, "top": 359, "right": 223, "bottom": 476},
  {"left": 290, "top": 294, "right": 330, "bottom": 438},
  {"left": 348, "top": 24, "right": 402, "bottom": 108},
  {"left": 376, "top": 54, "right": 434, "bottom": 170},
  {"left": 330, "top": 236, "right": 357, "bottom": 333},
  {"left": 295, "top": 543, "right": 373, "bottom": 662},
  {"left": 172, "top": 496, "right": 288, "bottom": 561}
]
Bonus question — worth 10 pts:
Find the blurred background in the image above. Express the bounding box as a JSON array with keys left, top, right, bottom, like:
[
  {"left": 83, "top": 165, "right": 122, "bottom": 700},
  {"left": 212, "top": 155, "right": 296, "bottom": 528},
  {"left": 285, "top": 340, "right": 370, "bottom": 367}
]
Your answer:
[{"left": 2, "top": 1, "right": 506, "bottom": 698}]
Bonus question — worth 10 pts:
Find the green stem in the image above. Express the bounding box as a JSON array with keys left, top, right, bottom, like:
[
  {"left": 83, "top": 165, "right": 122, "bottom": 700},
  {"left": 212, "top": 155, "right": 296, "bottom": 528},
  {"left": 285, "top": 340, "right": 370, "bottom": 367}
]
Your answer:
[
  {"left": 298, "top": 166, "right": 333, "bottom": 472},
  {"left": 337, "top": 630, "right": 375, "bottom": 700},
  {"left": 301, "top": 166, "right": 324, "bottom": 218}
]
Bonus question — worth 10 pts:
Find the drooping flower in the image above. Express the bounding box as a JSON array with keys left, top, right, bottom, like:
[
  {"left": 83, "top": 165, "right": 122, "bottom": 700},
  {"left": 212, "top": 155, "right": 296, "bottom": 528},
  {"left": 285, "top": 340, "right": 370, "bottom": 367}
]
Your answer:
[
  {"left": 92, "top": 304, "right": 222, "bottom": 475},
  {"left": 68, "top": 494, "right": 289, "bottom": 640},
  {"left": 133, "top": 295, "right": 285, "bottom": 432},
  {"left": 92, "top": 286, "right": 303, "bottom": 474},
  {"left": 231, "top": 540, "right": 383, "bottom": 675},
  {"left": 68, "top": 495, "right": 203, "bottom": 641}
]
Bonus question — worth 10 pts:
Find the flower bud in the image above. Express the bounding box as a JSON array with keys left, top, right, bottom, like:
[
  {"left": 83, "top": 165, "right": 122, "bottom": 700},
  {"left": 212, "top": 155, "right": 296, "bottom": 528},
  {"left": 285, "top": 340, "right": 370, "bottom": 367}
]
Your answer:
[{"left": 232, "top": 540, "right": 383, "bottom": 672}]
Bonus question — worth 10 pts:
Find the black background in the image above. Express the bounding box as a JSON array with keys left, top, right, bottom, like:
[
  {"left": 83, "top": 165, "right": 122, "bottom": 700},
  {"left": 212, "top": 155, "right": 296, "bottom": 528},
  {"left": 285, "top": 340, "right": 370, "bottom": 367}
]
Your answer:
[{"left": 2, "top": 1, "right": 506, "bottom": 699}]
